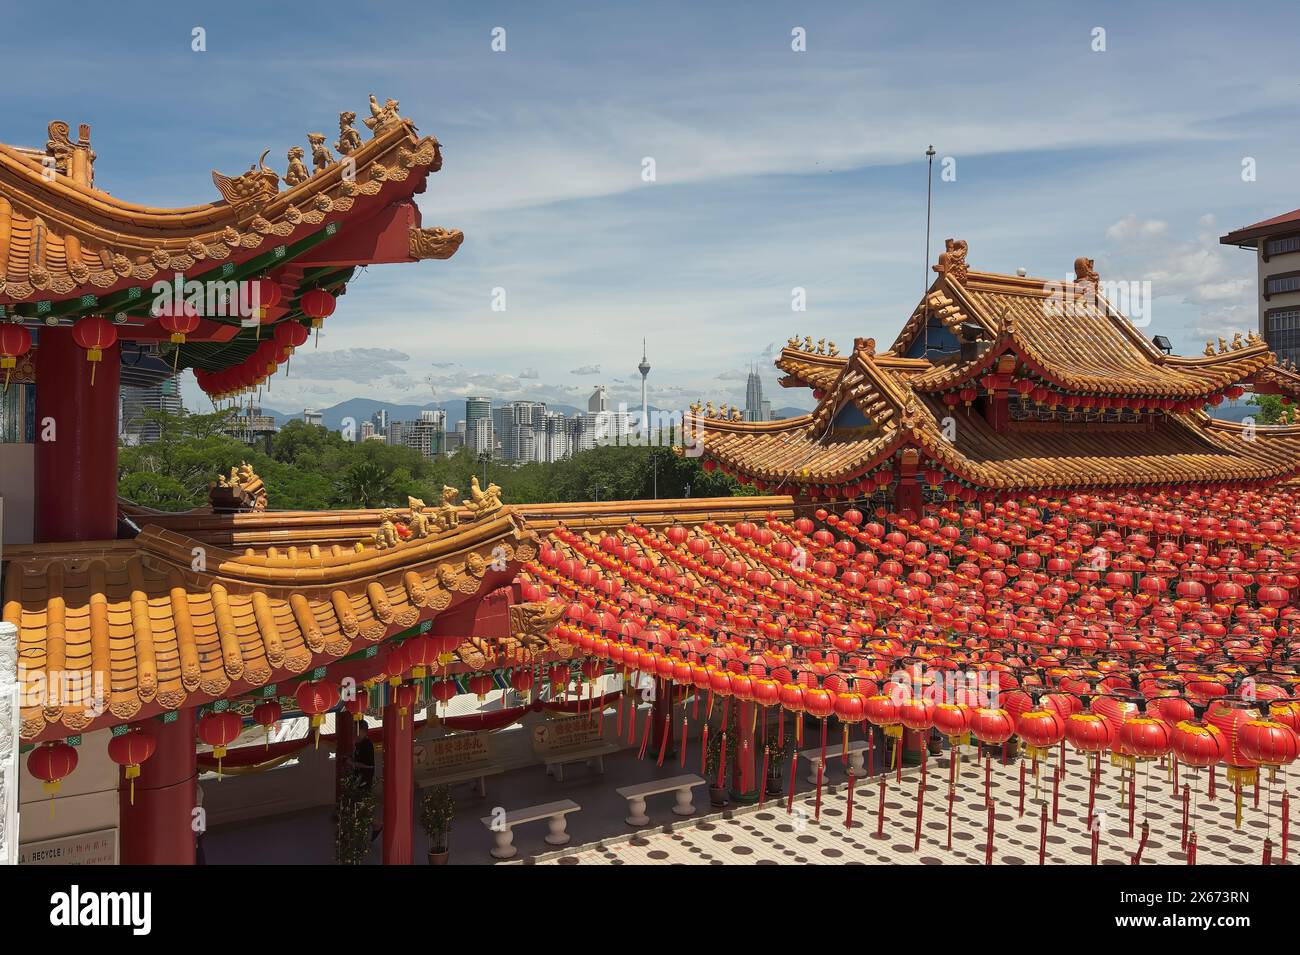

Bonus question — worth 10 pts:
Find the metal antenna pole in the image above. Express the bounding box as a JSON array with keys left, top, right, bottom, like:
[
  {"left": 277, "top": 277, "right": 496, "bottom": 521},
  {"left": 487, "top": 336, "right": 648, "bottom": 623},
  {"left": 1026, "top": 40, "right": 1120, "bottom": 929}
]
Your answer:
[{"left": 924, "top": 144, "right": 936, "bottom": 355}]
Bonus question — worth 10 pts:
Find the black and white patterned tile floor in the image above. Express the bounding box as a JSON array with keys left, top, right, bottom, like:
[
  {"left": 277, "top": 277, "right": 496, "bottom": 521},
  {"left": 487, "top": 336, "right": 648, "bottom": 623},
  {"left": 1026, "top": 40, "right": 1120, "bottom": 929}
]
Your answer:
[{"left": 538, "top": 748, "right": 1295, "bottom": 865}]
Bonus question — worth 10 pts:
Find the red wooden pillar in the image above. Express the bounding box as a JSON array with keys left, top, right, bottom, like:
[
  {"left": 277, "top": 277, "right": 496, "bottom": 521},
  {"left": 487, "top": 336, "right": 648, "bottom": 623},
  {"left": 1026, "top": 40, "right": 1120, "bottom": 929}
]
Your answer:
[
  {"left": 382, "top": 702, "right": 413, "bottom": 865},
  {"left": 34, "top": 327, "right": 120, "bottom": 543},
  {"left": 119, "top": 709, "right": 196, "bottom": 865},
  {"left": 733, "top": 701, "right": 756, "bottom": 796},
  {"left": 335, "top": 710, "right": 356, "bottom": 807}
]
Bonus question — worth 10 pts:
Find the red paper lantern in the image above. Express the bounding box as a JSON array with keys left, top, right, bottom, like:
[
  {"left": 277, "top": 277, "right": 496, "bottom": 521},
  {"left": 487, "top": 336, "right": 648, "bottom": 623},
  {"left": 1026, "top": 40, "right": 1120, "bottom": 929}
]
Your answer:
[
  {"left": 1016, "top": 709, "right": 1065, "bottom": 759},
  {"left": 252, "top": 700, "right": 283, "bottom": 746},
  {"left": 197, "top": 710, "right": 244, "bottom": 772},
  {"left": 1064, "top": 712, "right": 1113, "bottom": 753},
  {"left": 429, "top": 679, "right": 459, "bottom": 710},
  {"left": 803, "top": 686, "right": 835, "bottom": 721},
  {"left": 0, "top": 323, "right": 33, "bottom": 385},
  {"left": 403, "top": 635, "right": 437, "bottom": 679},
  {"left": 344, "top": 688, "right": 369, "bottom": 722},
  {"left": 253, "top": 277, "right": 283, "bottom": 321},
  {"left": 898, "top": 697, "right": 937, "bottom": 731},
  {"left": 28, "top": 741, "right": 78, "bottom": 798},
  {"left": 71, "top": 316, "right": 117, "bottom": 384},
  {"left": 296, "top": 681, "right": 340, "bottom": 747},
  {"left": 1117, "top": 716, "right": 1172, "bottom": 762},
  {"left": 511, "top": 667, "right": 536, "bottom": 700},
  {"left": 934, "top": 703, "right": 972, "bottom": 744},
  {"left": 299, "top": 288, "right": 337, "bottom": 327},
  {"left": 1170, "top": 720, "right": 1226, "bottom": 768},
  {"left": 969, "top": 707, "right": 1016, "bottom": 745},
  {"left": 272, "top": 319, "right": 310, "bottom": 355},
  {"left": 1239, "top": 719, "right": 1299, "bottom": 769},
  {"left": 157, "top": 299, "right": 201, "bottom": 343},
  {"left": 107, "top": 728, "right": 157, "bottom": 805},
  {"left": 468, "top": 672, "right": 496, "bottom": 701}
]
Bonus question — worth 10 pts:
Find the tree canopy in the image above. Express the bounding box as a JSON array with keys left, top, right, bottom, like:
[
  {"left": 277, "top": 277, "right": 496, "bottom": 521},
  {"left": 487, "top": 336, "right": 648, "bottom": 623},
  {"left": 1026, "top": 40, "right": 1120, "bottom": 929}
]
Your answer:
[{"left": 119, "top": 409, "right": 753, "bottom": 511}]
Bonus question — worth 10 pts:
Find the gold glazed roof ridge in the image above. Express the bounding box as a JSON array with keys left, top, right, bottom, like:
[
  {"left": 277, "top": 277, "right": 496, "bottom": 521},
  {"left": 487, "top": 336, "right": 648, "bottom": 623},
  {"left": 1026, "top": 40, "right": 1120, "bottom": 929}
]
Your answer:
[{"left": 0, "top": 110, "right": 451, "bottom": 303}]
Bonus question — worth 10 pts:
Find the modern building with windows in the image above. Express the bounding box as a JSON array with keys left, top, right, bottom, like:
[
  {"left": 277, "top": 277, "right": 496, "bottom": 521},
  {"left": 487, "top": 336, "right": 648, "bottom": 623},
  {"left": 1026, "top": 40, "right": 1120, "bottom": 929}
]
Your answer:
[
  {"left": 119, "top": 373, "right": 184, "bottom": 445},
  {"left": 403, "top": 409, "right": 446, "bottom": 459},
  {"left": 465, "top": 396, "right": 493, "bottom": 456},
  {"left": 1221, "top": 210, "right": 1300, "bottom": 365},
  {"left": 221, "top": 404, "right": 280, "bottom": 453}
]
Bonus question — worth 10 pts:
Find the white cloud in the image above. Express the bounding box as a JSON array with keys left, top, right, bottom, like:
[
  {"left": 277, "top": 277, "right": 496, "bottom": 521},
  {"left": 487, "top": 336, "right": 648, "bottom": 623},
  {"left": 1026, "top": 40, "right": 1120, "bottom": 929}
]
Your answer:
[{"left": 1106, "top": 215, "right": 1169, "bottom": 241}]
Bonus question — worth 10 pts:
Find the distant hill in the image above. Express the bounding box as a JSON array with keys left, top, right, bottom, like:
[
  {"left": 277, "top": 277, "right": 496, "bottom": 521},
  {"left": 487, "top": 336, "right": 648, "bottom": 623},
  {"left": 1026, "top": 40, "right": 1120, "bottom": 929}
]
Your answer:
[
  {"left": 772, "top": 405, "right": 812, "bottom": 419},
  {"left": 1207, "top": 402, "right": 1262, "bottom": 424}
]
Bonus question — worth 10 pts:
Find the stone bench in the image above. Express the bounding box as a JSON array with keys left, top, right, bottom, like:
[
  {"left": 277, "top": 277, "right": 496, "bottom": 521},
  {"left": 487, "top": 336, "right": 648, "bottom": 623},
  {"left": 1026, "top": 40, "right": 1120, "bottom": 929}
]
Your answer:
[
  {"left": 480, "top": 799, "right": 581, "bottom": 859},
  {"left": 542, "top": 742, "right": 620, "bottom": 782},
  {"left": 615, "top": 774, "right": 706, "bottom": 826},
  {"left": 800, "top": 740, "right": 870, "bottom": 784}
]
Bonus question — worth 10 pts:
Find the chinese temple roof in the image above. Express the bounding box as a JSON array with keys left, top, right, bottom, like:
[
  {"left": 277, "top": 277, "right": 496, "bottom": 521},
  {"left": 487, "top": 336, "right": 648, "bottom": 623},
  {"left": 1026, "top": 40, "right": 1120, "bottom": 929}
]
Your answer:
[
  {"left": 0, "top": 99, "right": 462, "bottom": 382},
  {"left": 4, "top": 492, "right": 787, "bottom": 742},
  {"left": 693, "top": 242, "right": 1300, "bottom": 496},
  {"left": 4, "top": 506, "right": 534, "bottom": 741}
]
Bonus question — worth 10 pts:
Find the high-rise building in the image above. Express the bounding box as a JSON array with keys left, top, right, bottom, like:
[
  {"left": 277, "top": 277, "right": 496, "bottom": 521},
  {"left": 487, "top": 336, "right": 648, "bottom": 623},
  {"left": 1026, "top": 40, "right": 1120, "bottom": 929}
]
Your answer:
[
  {"left": 119, "top": 374, "right": 184, "bottom": 445},
  {"left": 303, "top": 409, "right": 324, "bottom": 428},
  {"left": 371, "top": 409, "right": 390, "bottom": 434},
  {"left": 465, "top": 396, "right": 493, "bottom": 456},
  {"left": 360, "top": 420, "right": 375, "bottom": 441},
  {"left": 744, "top": 367, "right": 767, "bottom": 422},
  {"left": 496, "top": 400, "right": 548, "bottom": 461},
  {"left": 403, "top": 409, "right": 446, "bottom": 459},
  {"left": 588, "top": 385, "right": 608, "bottom": 414}
]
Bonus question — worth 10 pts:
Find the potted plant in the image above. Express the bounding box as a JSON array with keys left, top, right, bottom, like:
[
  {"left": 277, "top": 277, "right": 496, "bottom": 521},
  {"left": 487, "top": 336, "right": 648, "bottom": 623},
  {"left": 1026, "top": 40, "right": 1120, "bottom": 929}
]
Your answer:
[
  {"left": 419, "top": 784, "right": 456, "bottom": 864},
  {"left": 766, "top": 729, "right": 794, "bottom": 797},
  {"left": 335, "top": 773, "right": 377, "bottom": 865}
]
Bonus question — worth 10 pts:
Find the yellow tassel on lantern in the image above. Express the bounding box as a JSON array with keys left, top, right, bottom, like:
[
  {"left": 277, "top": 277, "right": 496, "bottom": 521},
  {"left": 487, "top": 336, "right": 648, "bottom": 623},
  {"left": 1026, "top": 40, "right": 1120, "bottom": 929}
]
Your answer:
[
  {"left": 312, "top": 714, "right": 324, "bottom": 749},
  {"left": 86, "top": 347, "right": 102, "bottom": 385},
  {"left": 126, "top": 763, "right": 140, "bottom": 805}
]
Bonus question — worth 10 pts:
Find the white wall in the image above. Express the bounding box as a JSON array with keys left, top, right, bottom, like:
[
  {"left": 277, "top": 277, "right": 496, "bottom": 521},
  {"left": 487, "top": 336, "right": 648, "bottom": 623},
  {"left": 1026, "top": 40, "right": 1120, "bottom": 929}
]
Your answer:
[
  {"left": 18, "top": 728, "right": 119, "bottom": 845},
  {"left": 0, "top": 443, "right": 35, "bottom": 546}
]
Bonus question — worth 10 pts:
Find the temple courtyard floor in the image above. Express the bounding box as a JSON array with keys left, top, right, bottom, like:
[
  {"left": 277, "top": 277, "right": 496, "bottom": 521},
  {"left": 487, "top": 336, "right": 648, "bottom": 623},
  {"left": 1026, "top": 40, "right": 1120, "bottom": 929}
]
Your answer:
[{"left": 204, "top": 733, "right": 1293, "bottom": 865}]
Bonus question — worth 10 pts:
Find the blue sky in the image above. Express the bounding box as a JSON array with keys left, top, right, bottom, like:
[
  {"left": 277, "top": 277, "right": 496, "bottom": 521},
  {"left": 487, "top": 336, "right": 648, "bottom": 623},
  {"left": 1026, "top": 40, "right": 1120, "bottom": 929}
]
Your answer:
[{"left": 4, "top": 1, "right": 1298, "bottom": 415}]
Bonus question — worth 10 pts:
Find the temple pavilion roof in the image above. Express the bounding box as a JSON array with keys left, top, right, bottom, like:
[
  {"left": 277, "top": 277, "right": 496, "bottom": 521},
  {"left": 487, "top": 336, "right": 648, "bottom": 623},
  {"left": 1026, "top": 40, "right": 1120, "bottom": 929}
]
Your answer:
[
  {"left": 693, "top": 242, "right": 1300, "bottom": 496},
  {"left": 3, "top": 494, "right": 785, "bottom": 743},
  {"left": 0, "top": 99, "right": 462, "bottom": 382}
]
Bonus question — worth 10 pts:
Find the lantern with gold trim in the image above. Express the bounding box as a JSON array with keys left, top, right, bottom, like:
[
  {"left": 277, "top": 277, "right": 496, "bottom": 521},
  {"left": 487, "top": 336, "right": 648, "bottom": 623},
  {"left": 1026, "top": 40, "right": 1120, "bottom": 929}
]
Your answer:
[
  {"left": 295, "top": 680, "right": 340, "bottom": 748},
  {"left": 0, "top": 322, "right": 32, "bottom": 389},
  {"left": 197, "top": 710, "right": 243, "bottom": 776},
  {"left": 252, "top": 700, "right": 283, "bottom": 749},
  {"left": 71, "top": 315, "right": 117, "bottom": 384},
  {"left": 107, "top": 727, "right": 157, "bottom": 805},
  {"left": 28, "top": 740, "right": 78, "bottom": 807}
]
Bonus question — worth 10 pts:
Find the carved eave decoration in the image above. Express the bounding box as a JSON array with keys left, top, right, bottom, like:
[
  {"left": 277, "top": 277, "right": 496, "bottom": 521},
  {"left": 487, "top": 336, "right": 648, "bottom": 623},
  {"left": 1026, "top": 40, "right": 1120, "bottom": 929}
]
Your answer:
[{"left": 410, "top": 226, "right": 465, "bottom": 261}]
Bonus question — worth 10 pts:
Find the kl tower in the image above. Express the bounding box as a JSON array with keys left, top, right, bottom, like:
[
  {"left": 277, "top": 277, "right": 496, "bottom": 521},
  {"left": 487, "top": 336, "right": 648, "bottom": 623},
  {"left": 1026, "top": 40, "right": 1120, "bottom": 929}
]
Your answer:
[{"left": 638, "top": 338, "right": 651, "bottom": 442}]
